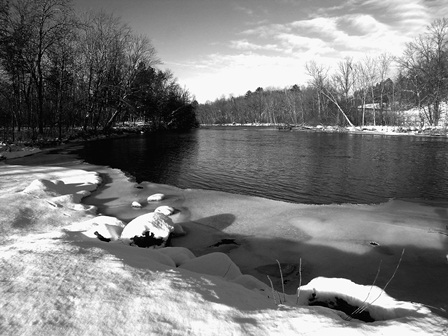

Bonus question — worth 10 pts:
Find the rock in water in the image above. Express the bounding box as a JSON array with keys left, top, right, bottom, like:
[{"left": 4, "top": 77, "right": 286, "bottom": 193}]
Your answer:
[
  {"left": 131, "top": 201, "right": 142, "bottom": 208},
  {"left": 120, "top": 212, "right": 174, "bottom": 248},
  {"left": 155, "top": 205, "right": 175, "bottom": 216},
  {"left": 147, "top": 193, "right": 165, "bottom": 202}
]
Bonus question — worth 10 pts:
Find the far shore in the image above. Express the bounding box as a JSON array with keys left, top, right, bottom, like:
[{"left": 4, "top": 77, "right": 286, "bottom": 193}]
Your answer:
[
  {"left": 1, "top": 121, "right": 447, "bottom": 162},
  {"left": 200, "top": 123, "right": 448, "bottom": 137}
]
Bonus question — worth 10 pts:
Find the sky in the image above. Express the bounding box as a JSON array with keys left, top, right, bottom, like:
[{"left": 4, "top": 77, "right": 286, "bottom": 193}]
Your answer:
[{"left": 72, "top": 0, "right": 448, "bottom": 103}]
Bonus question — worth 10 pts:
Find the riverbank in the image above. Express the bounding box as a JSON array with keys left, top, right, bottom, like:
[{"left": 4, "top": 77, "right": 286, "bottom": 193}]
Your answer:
[
  {"left": 200, "top": 123, "right": 448, "bottom": 137},
  {"left": 1, "top": 149, "right": 448, "bottom": 334}
]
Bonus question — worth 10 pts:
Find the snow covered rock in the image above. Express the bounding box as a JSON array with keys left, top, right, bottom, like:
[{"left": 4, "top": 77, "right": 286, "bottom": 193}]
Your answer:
[
  {"left": 155, "top": 205, "right": 175, "bottom": 216},
  {"left": 147, "top": 193, "right": 165, "bottom": 202},
  {"left": 157, "top": 247, "right": 196, "bottom": 266},
  {"left": 65, "top": 216, "right": 126, "bottom": 241},
  {"left": 298, "top": 277, "right": 431, "bottom": 322},
  {"left": 120, "top": 212, "right": 174, "bottom": 248},
  {"left": 131, "top": 201, "right": 142, "bottom": 208},
  {"left": 179, "top": 252, "right": 242, "bottom": 280}
]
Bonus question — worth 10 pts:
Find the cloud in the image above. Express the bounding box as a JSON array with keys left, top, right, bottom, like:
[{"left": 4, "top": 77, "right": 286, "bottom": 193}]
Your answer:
[
  {"left": 347, "top": 0, "right": 430, "bottom": 35},
  {"left": 233, "top": 4, "right": 255, "bottom": 16},
  {"left": 175, "top": 52, "right": 309, "bottom": 102},
  {"left": 339, "top": 14, "right": 387, "bottom": 35},
  {"left": 176, "top": 0, "right": 446, "bottom": 102},
  {"left": 229, "top": 40, "right": 280, "bottom": 52}
]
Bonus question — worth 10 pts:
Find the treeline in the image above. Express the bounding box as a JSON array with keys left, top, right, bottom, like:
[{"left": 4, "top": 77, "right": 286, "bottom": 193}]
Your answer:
[
  {"left": 0, "top": 0, "right": 198, "bottom": 143},
  {"left": 197, "top": 18, "right": 448, "bottom": 128}
]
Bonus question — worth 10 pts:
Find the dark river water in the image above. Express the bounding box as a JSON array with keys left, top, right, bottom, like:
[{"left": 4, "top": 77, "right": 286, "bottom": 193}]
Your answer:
[{"left": 78, "top": 127, "right": 448, "bottom": 204}]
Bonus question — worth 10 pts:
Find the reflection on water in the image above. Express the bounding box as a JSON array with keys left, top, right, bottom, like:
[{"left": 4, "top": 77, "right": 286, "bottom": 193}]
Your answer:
[{"left": 79, "top": 128, "right": 448, "bottom": 204}]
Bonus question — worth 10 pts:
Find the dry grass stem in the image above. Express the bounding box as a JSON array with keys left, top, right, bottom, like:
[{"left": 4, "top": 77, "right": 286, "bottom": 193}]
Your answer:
[
  {"left": 351, "top": 259, "right": 383, "bottom": 317},
  {"left": 276, "top": 259, "right": 286, "bottom": 303},
  {"left": 352, "top": 248, "right": 405, "bottom": 318},
  {"left": 267, "top": 275, "right": 278, "bottom": 305},
  {"left": 296, "top": 258, "right": 302, "bottom": 305}
]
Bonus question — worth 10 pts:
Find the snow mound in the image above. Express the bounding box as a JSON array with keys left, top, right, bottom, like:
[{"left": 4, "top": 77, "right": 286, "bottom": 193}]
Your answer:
[
  {"left": 136, "top": 248, "right": 176, "bottom": 267},
  {"left": 179, "top": 252, "right": 243, "bottom": 280},
  {"left": 120, "top": 212, "right": 174, "bottom": 247},
  {"left": 231, "top": 274, "right": 272, "bottom": 292},
  {"left": 299, "top": 277, "right": 431, "bottom": 322},
  {"left": 157, "top": 247, "right": 196, "bottom": 266}
]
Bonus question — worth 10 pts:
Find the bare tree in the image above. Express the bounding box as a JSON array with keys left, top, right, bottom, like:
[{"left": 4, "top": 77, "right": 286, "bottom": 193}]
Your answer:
[
  {"left": 333, "top": 57, "right": 355, "bottom": 125},
  {"left": 398, "top": 18, "right": 448, "bottom": 126},
  {"left": 376, "top": 53, "right": 394, "bottom": 125},
  {"left": 306, "top": 60, "right": 355, "bottom": 127},
  {"left": 354, "top": 59, "right": 373, "bottom": 126},
  {"left": 1, "top": 0, "right": 76, "bottom": 134}
]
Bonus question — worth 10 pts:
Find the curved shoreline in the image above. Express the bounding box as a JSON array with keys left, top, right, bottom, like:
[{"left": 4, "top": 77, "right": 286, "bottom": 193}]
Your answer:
[{"left": 3, "top": 145, "right": 448, "bottom": 319}]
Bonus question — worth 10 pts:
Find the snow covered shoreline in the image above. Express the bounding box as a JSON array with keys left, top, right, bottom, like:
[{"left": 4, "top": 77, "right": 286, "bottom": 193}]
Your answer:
[
  {"left": 200, "top": 123, "right": 448, "bottom": 137},
  {"left": 1, "top": 151, "right": 448, "bottom": 335}
]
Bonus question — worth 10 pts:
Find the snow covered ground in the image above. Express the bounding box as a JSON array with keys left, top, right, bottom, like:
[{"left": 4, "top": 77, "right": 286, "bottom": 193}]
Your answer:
[{"left": 1, "top": 150, "right": 448, "bottom": 335}]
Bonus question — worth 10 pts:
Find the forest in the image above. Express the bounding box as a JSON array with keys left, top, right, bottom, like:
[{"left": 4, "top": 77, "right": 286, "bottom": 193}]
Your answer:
[
  {"left": 196, "top": 18, "right": 448, "bottom": 128},
  {"left": 0, "top": 0, "right": 198, "bottom": 144},
  {"left": 1, "top": 1, "right": 447, "bottom": 145}
]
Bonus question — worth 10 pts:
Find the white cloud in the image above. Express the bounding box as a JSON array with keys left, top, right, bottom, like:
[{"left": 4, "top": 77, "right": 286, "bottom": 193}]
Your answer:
[
  {"left": 276, "top": 33, "right": 336, "bottom": 56},
  {"left": 291, "top": 17, "right": 339, "bottom": 33},
  {"left": 229, "top": 40, "right": 280, "bottom": 52}
]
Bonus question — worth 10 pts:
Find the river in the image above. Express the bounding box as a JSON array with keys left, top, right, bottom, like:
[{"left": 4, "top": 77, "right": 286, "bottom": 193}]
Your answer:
[{"left": 78, "top": 127, "right": 448, "bottom": 204}]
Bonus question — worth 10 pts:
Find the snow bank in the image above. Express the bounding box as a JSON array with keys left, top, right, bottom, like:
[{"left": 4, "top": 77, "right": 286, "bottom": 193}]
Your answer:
[
  {"left": 1, "top": 163, "right": 447, "bottom": 335},
  {"left": 298, "top": 277, "right": 431, "bottom": 322}
]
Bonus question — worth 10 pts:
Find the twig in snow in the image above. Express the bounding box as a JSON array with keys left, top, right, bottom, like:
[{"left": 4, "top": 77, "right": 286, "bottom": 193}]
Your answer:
[
  {"left": 296, "top": 258, "right": 302, "bottom": 305},
  {"left": 353, "top": 248, "right": 405, "bottom": 318},
  {"left": 222, "top": 263, "right": 232, "bottom": 278},
  {"left": 348, "top": 259, "right": 383, "bottom": 320}
]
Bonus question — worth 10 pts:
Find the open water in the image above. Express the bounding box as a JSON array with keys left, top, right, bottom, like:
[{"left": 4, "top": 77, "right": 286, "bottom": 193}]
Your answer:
[{"left": 78, "top": 127, "right": 448, "bottom": 204}]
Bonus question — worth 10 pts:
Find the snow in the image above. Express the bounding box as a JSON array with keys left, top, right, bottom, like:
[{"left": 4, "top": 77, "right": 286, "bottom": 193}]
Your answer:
[
  {"left": 147, "top": 193, "right": 165, "bottom": 201},
  {"left": 131, "top": 201, "right": 142, "bottom": 208},
  {"left": 155, "top": 205, "right": 176, "bottom": 216},
  {"left": 120, "top": 212, "right": 175, "bottom": 246},
  {"left": 1, "top": 154, "right": 448, "bottom": 335}
]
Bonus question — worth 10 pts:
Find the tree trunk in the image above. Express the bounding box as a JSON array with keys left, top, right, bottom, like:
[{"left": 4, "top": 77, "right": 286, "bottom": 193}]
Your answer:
[{"left": 320, "top": 89, "right": 355, "bottom": 127}]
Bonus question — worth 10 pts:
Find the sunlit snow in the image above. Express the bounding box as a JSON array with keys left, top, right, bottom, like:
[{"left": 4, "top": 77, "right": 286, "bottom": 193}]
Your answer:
[{"left": 0, "top": 157, "right": 447, "bottom": 335}]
